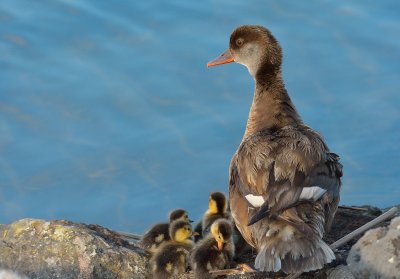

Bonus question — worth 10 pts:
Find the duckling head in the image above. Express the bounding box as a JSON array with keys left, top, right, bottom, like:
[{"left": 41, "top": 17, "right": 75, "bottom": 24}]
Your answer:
[
  {"left": 169, "top": 209, "right": 193, "bottom": 223},
  {"left": 207, "top": 192, "right": 228, "bottom": 215},
  {"left": 169, "top": 220, "right": 194, "bottom": 243},
  {"left": 210, "top": 219, "right": 233, "bottom": 251}
]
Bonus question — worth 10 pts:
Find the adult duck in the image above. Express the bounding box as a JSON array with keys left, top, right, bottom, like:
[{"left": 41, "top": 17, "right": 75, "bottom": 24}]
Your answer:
[{"left": 207, "top": 25, "right": 342, "bottom": 273}]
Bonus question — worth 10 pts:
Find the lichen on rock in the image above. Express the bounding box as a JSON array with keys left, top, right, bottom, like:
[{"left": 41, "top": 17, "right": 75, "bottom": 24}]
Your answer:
[
  {"left": 347, "top": 216, "right": 400, "bottom": 279},
  {"left": 0, "top": 219, "right": 150, "bottom": 279}
]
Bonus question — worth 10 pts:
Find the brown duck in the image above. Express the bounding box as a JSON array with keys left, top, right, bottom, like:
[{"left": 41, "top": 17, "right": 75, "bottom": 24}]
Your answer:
[{"left": 207, "top": 25, "right": 343, "bottom": 273}]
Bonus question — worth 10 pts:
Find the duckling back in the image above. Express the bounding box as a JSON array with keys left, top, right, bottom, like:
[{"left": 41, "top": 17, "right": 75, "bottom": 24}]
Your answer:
[
  {"left": 139, "top": 209, "right": 191, "bottom": 253},
  {"left": 151, "top": 242, "right": 192, "bottom": 279},
  {"left": 139, "top": 223, "right": 170, "bottom": 252}
]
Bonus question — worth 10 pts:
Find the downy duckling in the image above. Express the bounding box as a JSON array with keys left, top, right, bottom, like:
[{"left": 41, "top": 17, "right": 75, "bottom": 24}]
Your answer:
[
  {"left": 190, "top": 219, "right": 235, "bottom": 279},
  {"left": 139, "top": 209, "right": 193, "bottom": 253},
  {"left": 151, "top": 220, "right": 195, "bottom": 279},
  {"left": 194, "top": 192, "right": 230, "bottom": 241}
]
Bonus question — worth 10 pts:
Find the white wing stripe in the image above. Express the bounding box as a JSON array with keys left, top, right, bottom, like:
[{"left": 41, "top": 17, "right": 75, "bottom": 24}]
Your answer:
[
  {"left": 245, "top": 194, "right": 265, "bottom": 207},
  {"left": 299, "top": 186, "right": 326, "bottom": 202},
  {"left": 245, "top": 186, "right": 326, "bottom": 208}
]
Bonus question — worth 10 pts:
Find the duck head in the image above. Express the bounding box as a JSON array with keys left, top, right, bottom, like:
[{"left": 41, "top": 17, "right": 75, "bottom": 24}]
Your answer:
[
  {"left": 207, "top": 25, "right": 282, "bottom": 78},
  {"left": 207, "top": 192, "right": 227, "bottom": 215},
  {"left": 169, "top": 220, "right": 195, "bottom": 243},
  {"left": 210, "top": 219, "right": 233, "bottom": 251},
  {"left": 169, "top": 209, "right": 193, "bottom": 223}
]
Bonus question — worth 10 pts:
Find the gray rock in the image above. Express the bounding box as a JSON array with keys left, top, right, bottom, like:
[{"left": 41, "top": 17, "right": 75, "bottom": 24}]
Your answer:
[
  {"left": 0, "top": 219, "right": 150, "bottom": 279},
  {"left": 347, "top": 216, "right": 400, "bottom": 279},
  {"left": 0, "top": 269, "right": 30, "bottom": 279},
  {"left": 325, "top": 265, "right": 355, "bottom": 279}
]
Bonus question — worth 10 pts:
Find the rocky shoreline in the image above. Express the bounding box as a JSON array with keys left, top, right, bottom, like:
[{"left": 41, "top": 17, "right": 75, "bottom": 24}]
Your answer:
[{"left": 0, "top": 205, "right": 399, "bottom": 279}]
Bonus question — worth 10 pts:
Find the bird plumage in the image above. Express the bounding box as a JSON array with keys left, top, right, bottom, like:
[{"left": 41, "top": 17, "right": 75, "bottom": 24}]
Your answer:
[
  {"left": 194, "top": 192, "right": 231, "bottom": 241},
  {"left": 151, "top": 220, "right": 194, "bottom": 279},
  {"left": 139, "top": 209, "right": 192, "bottom": 253},
  {"left": 208, "top": 25, "right": 342, "bottom": 273},
  {"left": 190, "top": 219, "right": 235, "bottom": 279}
]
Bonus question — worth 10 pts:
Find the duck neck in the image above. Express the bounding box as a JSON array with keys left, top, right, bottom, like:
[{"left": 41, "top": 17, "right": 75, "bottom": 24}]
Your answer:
[{"left": 243, "top": 67, "right": 303, "bottom": 140}]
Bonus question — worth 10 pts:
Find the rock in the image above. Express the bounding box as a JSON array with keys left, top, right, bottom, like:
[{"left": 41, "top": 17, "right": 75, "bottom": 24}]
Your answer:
[
  {"left": 0, "top": 269, "right": 29, "bottom": 279},
  {"left": 325, "top": 265, "right": 355, "bottom": 279},
  {"left": 0, "top": 219, "right": 150, "bottom": 279},
  {"left": 347, "top": 216, "right": 400, "bottom": 279},
  {"left": 0, "top": 206, "right": 397, "bottom": 279}
]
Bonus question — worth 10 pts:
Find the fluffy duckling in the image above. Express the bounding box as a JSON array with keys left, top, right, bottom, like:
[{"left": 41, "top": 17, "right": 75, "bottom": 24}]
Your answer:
[
  {"left": 194, "top": 192, "right": 230, "bottom": 241},
  {"left": 151, "top": 220, "right": 195, "bottom": 279},
  {"left": 190, "top": 219, "right": 235, "bottom": 279},
  {"left": 139, "top": 209, "right": 193, "bottom": 253}
]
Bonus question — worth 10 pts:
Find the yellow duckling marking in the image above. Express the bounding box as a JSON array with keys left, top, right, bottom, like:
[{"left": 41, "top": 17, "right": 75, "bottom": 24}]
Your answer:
[
  {"left": 210, "top": 223, "right": 220, "bottom": 239},
  {"left": 155, "top": 234, "right": 164, "bottom": 243},
  {"left": 211, "top": 222, "right": 226, "bottom": 251},
  {"left": 207, "top": 194, "right": 228, "bottom": 215},
  {"left": 206, "top": 261, "right": 212, "bottom": 270},
  {"left": 208, "top": 199, "right": 219, "bottom": 214},
  {"left": 174, "top": 226, "right": 192, "bottom": 243},
  {"left": 165, "top": 262, "right": 173, "bottom": 272}
]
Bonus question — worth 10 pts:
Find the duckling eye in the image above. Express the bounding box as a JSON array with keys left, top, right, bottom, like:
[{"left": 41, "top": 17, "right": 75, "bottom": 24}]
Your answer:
[{"left": 236, "top": 38, "right": 244, "bottom": 47}]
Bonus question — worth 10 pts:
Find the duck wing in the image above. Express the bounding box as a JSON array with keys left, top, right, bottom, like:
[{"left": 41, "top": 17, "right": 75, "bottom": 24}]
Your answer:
[{"left": 233, "top": 125, "right": 342, "bottom": 227}]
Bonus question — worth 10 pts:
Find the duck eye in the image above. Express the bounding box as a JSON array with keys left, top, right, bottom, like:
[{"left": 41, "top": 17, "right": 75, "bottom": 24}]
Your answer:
[{"left": 236, "top": 38, "right": 244, "bottom": 46}]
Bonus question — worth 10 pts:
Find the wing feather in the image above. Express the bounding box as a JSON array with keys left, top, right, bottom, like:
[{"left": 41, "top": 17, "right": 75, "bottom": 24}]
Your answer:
[{"left": 234, "top": 125, "right": 341, "bottom": 218}]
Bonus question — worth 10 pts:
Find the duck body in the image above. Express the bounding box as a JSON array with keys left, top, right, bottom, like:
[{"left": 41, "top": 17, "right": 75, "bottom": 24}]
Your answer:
[
  {"left": 190, "top": 219, "right": 235, "bottom": 279},
  {"left": 151, "top": 220, "right": 194, "bottom": 279},
  {"left": 139, "top": 209, "right": 192, "bottom": 253},
  {"left": 208, "top": 25, "right": 342, "bottom": 273}
]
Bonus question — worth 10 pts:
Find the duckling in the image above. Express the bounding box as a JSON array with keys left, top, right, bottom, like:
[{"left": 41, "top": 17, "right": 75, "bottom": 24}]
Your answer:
[
  {"left": 139, "top": 209, "right": 193, "bottom": 253},
  {"left": 151, "top": 220, "right": 195, "bottom": 279},
  {"left": 190, "top": 219, "right": 235, "bottom": 279},
  {"left": 194, "top": 192, "right": 230, "bottom": 241}
]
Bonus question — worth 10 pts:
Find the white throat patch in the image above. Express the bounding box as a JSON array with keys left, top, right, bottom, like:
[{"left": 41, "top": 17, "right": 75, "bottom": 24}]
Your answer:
[{"left": 235, "top": 43, "right": 262, "bottom": 77}]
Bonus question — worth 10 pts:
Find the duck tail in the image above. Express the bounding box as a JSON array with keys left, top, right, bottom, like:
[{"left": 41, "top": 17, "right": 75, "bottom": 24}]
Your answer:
[
  {"left": 281, "top": 239, "right": 335, "bottom": 273},
  {"left": 255, "top": 236, "right": 335, "bottom": 273},
  {"left": 255, "top": 245, "right": 282, "bottom": 272}
]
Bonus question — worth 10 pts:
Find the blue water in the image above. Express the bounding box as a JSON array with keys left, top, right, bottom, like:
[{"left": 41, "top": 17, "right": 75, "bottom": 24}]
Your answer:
[{"left": 1, "top": 0, "right": 399, "bottom": 234}]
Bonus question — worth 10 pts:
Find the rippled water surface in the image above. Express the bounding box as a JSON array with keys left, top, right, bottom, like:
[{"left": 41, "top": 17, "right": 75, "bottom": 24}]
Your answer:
[{"left": 1, "top": 0, "right": 399, "bottom": 233}]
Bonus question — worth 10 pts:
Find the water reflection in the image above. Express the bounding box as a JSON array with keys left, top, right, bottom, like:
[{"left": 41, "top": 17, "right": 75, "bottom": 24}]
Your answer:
[{"left": 0, "top": 0, "right": 399, "bottom": 233}]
